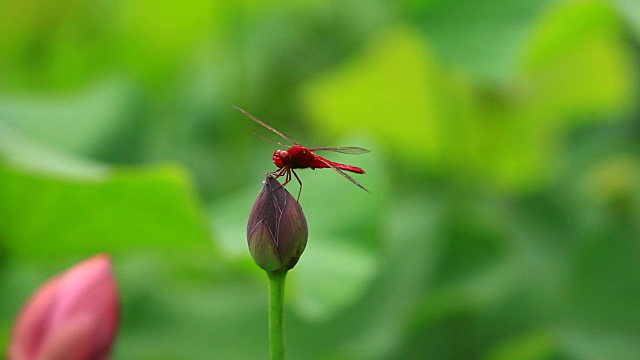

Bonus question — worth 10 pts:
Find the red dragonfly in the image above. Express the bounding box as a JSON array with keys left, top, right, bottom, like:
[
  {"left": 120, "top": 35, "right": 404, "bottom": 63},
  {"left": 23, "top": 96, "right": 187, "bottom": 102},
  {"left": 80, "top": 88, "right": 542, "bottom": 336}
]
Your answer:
[{"left": 235, "top": 106, "right": 370, "bottom": 194}]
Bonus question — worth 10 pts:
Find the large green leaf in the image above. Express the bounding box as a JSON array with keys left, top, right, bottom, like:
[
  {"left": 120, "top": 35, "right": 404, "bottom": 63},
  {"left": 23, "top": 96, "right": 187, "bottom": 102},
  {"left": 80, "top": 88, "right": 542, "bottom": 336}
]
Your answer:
[{"left": 0, "top": 132, "right": 210, "bottom": 259}]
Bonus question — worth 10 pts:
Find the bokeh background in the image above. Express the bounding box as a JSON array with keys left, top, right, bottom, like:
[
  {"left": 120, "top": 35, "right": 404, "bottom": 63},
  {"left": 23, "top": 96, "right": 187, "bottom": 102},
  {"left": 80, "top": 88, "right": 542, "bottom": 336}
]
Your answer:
[{"left": 1, "top": 0, "right": 640, "bottom": 359}]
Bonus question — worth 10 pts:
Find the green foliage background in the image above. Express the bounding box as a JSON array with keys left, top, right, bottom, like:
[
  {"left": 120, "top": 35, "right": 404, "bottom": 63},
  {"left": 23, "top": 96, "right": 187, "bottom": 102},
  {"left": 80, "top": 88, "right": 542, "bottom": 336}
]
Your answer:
[{"left": 1, "top": 0, "right": 640, "bottom": 359}]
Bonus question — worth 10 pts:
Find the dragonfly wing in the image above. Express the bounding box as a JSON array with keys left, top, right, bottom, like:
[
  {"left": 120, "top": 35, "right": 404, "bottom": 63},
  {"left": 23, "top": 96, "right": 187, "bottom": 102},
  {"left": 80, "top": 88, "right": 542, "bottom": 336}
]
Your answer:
[
  {"left": 316, "top": 157, "right": 370, "bottom": 193},
  {"left": 308, "top": 146, "right": 370, "bottom": 155},
  {"left": 234, "top": 106, "right": 299, "bottom": 145},
  {"left": 251, "top": 132, "right": 290, "bottom": 147}
]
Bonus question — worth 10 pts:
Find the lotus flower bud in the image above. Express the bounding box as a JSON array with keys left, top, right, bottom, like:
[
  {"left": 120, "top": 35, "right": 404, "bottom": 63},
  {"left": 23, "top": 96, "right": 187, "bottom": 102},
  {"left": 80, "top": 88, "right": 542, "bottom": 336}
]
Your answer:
[
  {"left": 247, "top": 174, "right": 308, "bottom": 273},
  {"left": 8, "top": 254, "right": 120, "bottom": 360}
]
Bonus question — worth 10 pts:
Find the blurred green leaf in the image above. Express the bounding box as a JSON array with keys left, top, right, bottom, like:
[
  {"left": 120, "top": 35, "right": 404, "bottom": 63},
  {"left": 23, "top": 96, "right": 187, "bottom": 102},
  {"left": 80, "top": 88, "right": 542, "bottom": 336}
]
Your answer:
[
  {"left": 0, "top": 124, "right": 109, "bottom": 180},
  {"left": 522, "top": 0, "right": 635, "bottom": 119},
  {"left": 304, "top": 6, "right": 635, "bottom": 191},
  {"left": 303, "top": 28, "right": 452, "bottom": 170},
  {"left": 0, "top": 80, "right": 138, "bottom": 157},
  {"left": 0, "top": 157, "right": 210, "bottom": 259},
  {"left": 412, "top": 0, "right": 553, "bottom": 83},
  {"left": 487, "top": 330, "right": 557, "bottom": 360},
  {"left": 609, "top": 0, "right": 640, "bottom": 40},
  {"left": 114, "top": 0, "right": 236, "bottom": 86},
  {"left": 560, "top": 327, "right": 640, "bottom": 360}
]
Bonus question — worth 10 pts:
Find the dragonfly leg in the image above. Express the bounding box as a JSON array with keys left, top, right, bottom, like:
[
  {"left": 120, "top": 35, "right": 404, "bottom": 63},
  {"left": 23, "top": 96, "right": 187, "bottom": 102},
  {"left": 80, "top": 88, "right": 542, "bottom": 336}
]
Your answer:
[
  {"left": 268, "top": 168, "right": 288, "bottom": 191},
  {"left": 281, "top": 168, "right": 292, "bottom": 187},
  {"left": 269, "top": 167, "right": 302, "bottom": 201},
  {"left": 270, "top": 167, "right": 287, "bottom": 180},
  {"left": 291, "top": 169, "right": 302, "bottom": 201},
  {"left": 270, "top": 167, "right": 291, "bottom": 189}
]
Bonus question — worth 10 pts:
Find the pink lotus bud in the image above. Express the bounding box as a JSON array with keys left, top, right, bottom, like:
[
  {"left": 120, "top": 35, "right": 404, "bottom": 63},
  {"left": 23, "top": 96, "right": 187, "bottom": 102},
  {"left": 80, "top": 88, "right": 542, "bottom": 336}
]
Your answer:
[{"left": 8, "top": 254, "right": 120, "bottom": 360}]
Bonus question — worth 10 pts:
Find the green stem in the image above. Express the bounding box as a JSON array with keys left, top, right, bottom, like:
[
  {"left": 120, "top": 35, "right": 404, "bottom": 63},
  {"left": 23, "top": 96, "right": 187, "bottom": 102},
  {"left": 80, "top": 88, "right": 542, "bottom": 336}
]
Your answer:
[{"left": 267, "top": 270, "right": 287, "bottom": 360}]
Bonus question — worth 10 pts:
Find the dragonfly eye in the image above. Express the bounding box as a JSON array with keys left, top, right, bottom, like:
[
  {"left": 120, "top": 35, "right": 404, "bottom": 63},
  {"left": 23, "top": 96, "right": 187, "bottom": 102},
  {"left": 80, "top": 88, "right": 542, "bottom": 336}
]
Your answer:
[{"left": 273, "top": 150, "right": 289, "bottom": 168}]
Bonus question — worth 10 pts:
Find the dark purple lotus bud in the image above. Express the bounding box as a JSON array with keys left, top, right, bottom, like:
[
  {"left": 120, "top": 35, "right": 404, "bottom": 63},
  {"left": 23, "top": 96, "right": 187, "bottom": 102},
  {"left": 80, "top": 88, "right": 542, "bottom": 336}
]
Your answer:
[{"left": 247, "top": 174, "right": 308, "bottom": 273}]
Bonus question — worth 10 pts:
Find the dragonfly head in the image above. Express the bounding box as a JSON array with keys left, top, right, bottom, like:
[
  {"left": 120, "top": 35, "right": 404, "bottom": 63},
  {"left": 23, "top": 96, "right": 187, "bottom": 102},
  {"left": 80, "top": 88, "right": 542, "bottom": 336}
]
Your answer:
[{"left": 273, "top": 150, "right": 289, "bottom": 168}]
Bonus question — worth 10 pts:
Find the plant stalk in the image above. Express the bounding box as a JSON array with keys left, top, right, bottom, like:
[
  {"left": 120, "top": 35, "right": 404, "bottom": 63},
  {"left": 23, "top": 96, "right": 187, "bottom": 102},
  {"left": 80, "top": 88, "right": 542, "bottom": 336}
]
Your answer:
[{"left": 267, "top": 270, "right": 287, "bottom": 360}]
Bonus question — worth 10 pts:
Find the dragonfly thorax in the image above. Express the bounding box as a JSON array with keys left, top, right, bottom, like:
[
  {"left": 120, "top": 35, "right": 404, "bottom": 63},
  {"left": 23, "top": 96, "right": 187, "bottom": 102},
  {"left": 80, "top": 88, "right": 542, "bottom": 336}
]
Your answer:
[{"left": 273, "top": 145, "right": 313, "bottom": 169}]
